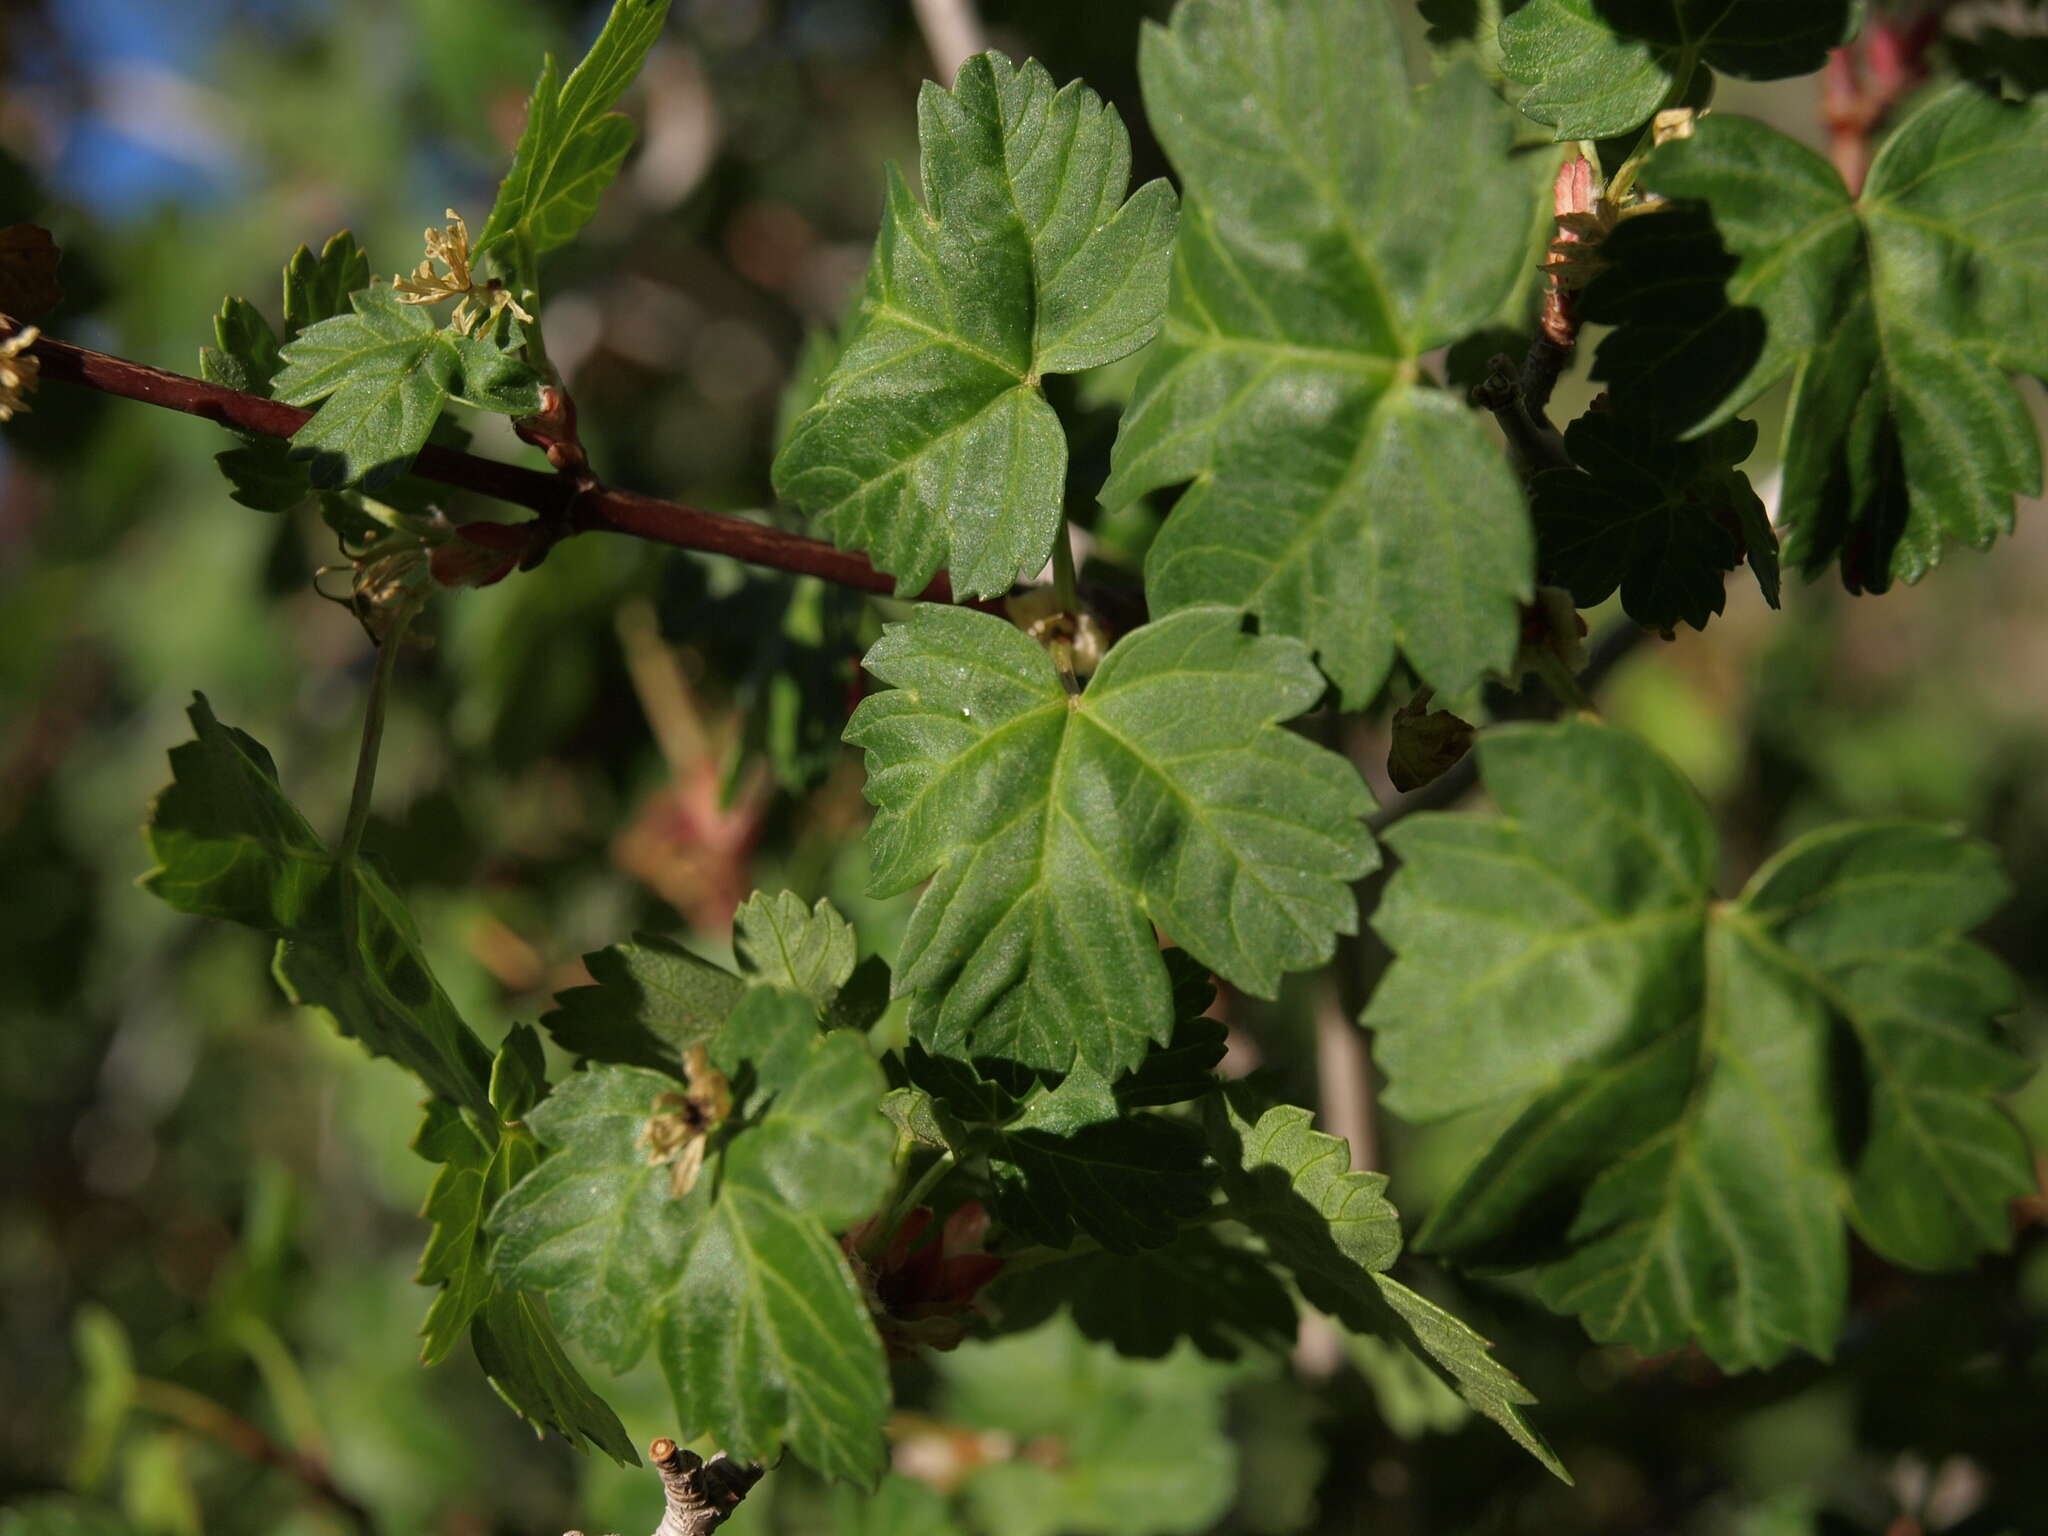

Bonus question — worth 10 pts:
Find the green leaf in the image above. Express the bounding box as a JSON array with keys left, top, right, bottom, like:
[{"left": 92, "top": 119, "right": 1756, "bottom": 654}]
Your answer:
[
  {"left": 284, "top": 229, "right": 371, "bottom": 336},
  {"left": 271, "top": 866, "right": 499, "bottom": 1120},
  {"left": 413, "top": 1028, "right": 548, "bottom": 1366},
  {"left": 653, "top": 1172, "right": 887, "bottom": 1484},
  {"left": 142, "top": 695, "right": 496, "bottom": 1118},
  {"left": 733, "top": 890, "right": 857, "bottom": 1013},
  {"left": 476, "top": 0, "right": 673, "bottom": 260},
  {"left": 846, "top": 604, "right": 1375, "bottom": 1078},
  {"left": 1499, "top": 1, "right": 1853, "bottom": 141},
  {"left": 69, "top": 1306, "right": 136, "bottom": 1490},
  {"left": 1205, "top": 1096, "right": 1402, "bottom": 1303},
  {"left": 988, "top": 1077, "right": 1216, "bottom": 1252},
  {"left": 1533, "top": 410, "right": 1777, "bottom": 633},
  {"left": 1112, "top": 954, "right": 1227, "bottom": 1108},
  {"left": 1369, "top": 721, "right": 2033, "bottom": 1370},
  {"left": 984, "top": 1228, "right": 1296, "bottom": 1359},
  {"left": 0, "top": 1500, "right": 140, "bottom": 1536},
  {"left": 201, "top": 233, "right": 372, "bottom": 511},
  {"left": 412, "top": 1100, "right": 496, "bottom": 1365},
  {"left": 1103, "top": 0, "right": 1536, "bottom": 705},
  {"left": 715, "top": 984, "right": 826, "bottom": 1099},
  {"left": 492, "top": 1032, "right": 895, "bottom": 1481},
  {"left": 200, "top": 296, "right": 282, "bottom": 393},
  {"left": 471, "top": 1289, "right": 637, "bottom": 1464},
  {"left": 937, "top": 1319, "right": 1239, "bottom": 1536},
  {"left": 773, "top": 52, "right": 1176, "bottom": 598},
  {"left": 271, "top": 286, "right": 541, "bottom": 491},
  {"left": 541, "top": 933, "right": 745, "bottom": 1073},
  {"left": 483, "top": 1065, "right": 688, "bottom": 1371},
  {"left": 1204, "top": 1091, "right": 1567, "bottom": 1479},
  {"left": 1588, "top": 87, "right": 2048, "bottom": 591}
]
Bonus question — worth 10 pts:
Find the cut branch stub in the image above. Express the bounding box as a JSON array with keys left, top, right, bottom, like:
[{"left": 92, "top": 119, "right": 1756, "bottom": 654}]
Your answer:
[{"left": 563, "top": 1437, "right": 765, "bottom": 1536}]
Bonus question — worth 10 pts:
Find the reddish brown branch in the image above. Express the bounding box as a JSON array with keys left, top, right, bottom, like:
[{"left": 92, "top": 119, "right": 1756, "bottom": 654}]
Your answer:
[
  {"left": 17, "top": 325, "right": 987, "bottom": 609},
  {"left": 1823, "top": 14, "right": 1941, "bottom": 196}
]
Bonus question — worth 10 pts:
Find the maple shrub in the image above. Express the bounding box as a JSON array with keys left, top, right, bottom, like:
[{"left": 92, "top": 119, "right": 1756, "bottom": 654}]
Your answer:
[{"left": 8, "top": 0, "right": 2046, "bottom": 1531}]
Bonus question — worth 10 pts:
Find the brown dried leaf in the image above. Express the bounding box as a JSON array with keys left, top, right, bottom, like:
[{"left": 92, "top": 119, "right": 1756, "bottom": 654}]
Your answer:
[
  {"left": 0, "top": 224, "right": 62, "bottom": 320},
  {"left": 1388, "top": 689, "right": 1474, "bottom": 793}
]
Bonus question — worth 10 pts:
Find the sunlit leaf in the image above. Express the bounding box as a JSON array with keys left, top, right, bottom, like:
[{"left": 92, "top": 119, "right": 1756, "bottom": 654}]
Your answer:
[
  {"left": 846, "top": 604, "right": 1374, "bottom": 1078},
  {"left": 271, "top": 286, "right": 540, "bottom": 490},
  {"left": 773, "top": 52, "right": 1176, "bottom": 598},
  {"left": 476, "top": 0, "right": 673, "bottom": 260},
  {"left": 1104, "top": 0, "right": 1536, "bottom": 704}
]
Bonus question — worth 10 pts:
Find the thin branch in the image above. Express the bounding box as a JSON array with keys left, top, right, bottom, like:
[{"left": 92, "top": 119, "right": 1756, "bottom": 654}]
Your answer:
[
  {"left": 130, "top": 1380, "right": 377, "bottom": 1536},
  {"left": 15, "top": 326, "right": 1000, "bottom": 611},
  {"left": 563, "top": 1438, "right": 762, "bottom": 1536},
  {"left": 912, "top": 0, "right": 990, "bottom": 85},
  {"left": 339, "top": 595, "right": 417, "bottom": 857},
  {"left": 1822, "top": 15, "right": 1940, "bottom": 196}
]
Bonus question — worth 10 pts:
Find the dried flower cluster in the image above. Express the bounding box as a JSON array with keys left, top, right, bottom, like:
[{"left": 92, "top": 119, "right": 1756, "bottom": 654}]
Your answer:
[{"left": 393, "top": 210, "right": 533, "bottom": 336}]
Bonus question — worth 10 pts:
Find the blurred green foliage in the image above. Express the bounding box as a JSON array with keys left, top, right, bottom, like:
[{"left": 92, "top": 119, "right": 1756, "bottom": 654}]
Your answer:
[{"left": 2, "top": 1, "right": 2045, "bottom": 1534}]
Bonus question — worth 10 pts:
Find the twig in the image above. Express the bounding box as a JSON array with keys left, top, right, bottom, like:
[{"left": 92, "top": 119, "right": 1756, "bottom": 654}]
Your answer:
[
  {"left": 129, "top": 1380, "right": 377, "bottom": 1536},
  {"left": 912, "top": 0, "right": 990, "bottom": 84},
  {"left": 339, "top": 595, "right": 418, "bottom": 857},
  {"left": 567, "top": 1438, "right": 763, "bottom": 1536},
  {"left": 1822, "top": 15, "right": 1940, "bottom": 196},
  {"left": 1470, "top": 353, "right": 1569, "bottom": 476},
  {"left": 12, "top": 325, "right": 1001, "bottom": 612},
  {"left": 1521, "top": 155, "right": 1595, "bottom": 416}
]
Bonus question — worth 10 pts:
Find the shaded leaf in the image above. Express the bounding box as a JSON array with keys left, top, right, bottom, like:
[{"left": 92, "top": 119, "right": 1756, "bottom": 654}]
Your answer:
[
  {"left": 0, "top": 223, "right": 62, "bottom": 318},
  {"left": 1588, "top": 88, "right": 2048, "bottom": 591},
  {"left": 1104, "top": 0, "right": 1536, "bottom": 705},
  {"left": 1370, "top": 721, "right": 2032, "bottom": 1370},
  {"left": 492, "top": 1032, "right": 894, "bottom": 1482},
  {"left": 1499, "top": 1, "right": 1854, "bottom": 141},
  {"left": 200, "top": 297, "right": 303, "bottom": 511},
  {"left": 471, "top": 1290, "right": 637, "bottom": 1464},
  {"left": 846, "top": 604, "right": 1374, "bottom": 1078},
  {"left": 1532, "top": 410, "right": 1777, "bottom": 632},
  {"left": 988, "top": 1098, "right": 1215, "bottom": 1253},
  {"left": 1205, "top": 1091, "right": 1567, "bottom": 1478},
  {"left": 938, "top": 1320, "right": 1239, "bottom": 1536},
  {"left": 142, "top": 695, "right": 496, "bottom": 1118},
  {"left": 541, "top": 933, "right": 745, "bottom": 1074},
  {"left": 773, "top": 52, "right": 1175, "bottom": 598},
  {"left": 413, "top": 1028, "right": 549, "bottom": 1366},
  {"left": 1388, "top": 691, "right": 1475, "bottom": 794},
  {"left": 201, "top": 232, "right": 373, "bottom": 511},
  {"left": 984, "top": 1228, "right": 1296, "bottom": 1359},
  {"left": 476, "top": 0, "right": 672, "bottom": 259}
]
